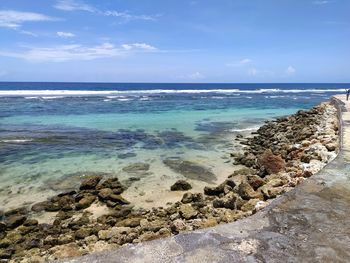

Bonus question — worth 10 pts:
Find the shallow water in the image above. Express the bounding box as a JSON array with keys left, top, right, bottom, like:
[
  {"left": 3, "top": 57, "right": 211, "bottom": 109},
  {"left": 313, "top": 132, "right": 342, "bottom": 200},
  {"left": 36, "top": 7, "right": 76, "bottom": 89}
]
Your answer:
[{"left": 0, "top": 83, "right": 348, "bottom": 210}]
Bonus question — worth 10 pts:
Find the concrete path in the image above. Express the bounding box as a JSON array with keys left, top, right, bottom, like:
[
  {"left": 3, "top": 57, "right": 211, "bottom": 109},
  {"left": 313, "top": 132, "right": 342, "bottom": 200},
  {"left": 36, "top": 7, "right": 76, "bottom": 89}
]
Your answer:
[{"left": 60, "top": 95, "right": 350, "bottom": 263}]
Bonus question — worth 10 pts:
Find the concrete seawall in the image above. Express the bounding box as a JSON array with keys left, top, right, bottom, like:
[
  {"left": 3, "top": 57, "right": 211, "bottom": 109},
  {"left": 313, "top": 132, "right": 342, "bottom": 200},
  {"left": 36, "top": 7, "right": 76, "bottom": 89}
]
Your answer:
[{"left": 60, "top": 95, "right": 350, "bottom": 263}]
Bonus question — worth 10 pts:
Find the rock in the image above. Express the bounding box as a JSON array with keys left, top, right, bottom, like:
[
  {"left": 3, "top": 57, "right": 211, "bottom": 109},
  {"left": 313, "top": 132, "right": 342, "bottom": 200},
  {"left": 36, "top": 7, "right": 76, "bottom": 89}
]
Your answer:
[
  {"left": 0, "top": 222, "right": 6, "bottom": 233},
  {"left": 181, "top": 193, "right": 204, "bottom": 204},
  {"left": 98, "top": 227, "right": 130, "bottom": 240},
  {"left": 238, "top": 182, "right": 263, "bottom": 200},
  {"left": 163, "top": 159, "right": 216, "bottom": 183},
  {"left": 116, "top": 218, "right": 141, "bottom": 228},
  {"left": 170, "top": 219, "right": 187, "bottom": 233},
  {"left": 241, "top": 198, "right": 260, "bottom": 212},
  {"left": 259, "top": 185, "right": 285, "bottom": 199},
  {"left": 204, "top": 179, "right": 235, "bottom": 196},
  {"left": 140, "top": 219, "right": 167, "bottom": 232},
  {"left": 23, "top": 219, "right": 38, "bottom": 226},
  {"left": 122, "top": 163, "right": 150, "bottom": 173},
  {"left": 75, "top": 228, "right": 92, "bottom": 239},
  {"left": 45, "top": 201, "right": 60, "bottom": 212},
  {"left": 58, "top": 195, "right": 75, "bottom": 211},
  {"left": 247, "top": 175, "right": 265, "bottom": 190},
  {"left": 0, "top": 248, "right": 13, "bottom": 259},
  {"left": 219, "top": 210, "right": 246, "bottom": 223},
  {"left": 212, "top": 192, "right": 238, "bottom": 209},
  {"left": 5, "top": 215, "right": 27, "bottom": 229},
  {"left": 24, "top": 238, "right": 41, "bottom": 249},
  {"left": 108, "top": 194, "right": 130, "bottom": 205},
  {"left": 80, "top": 175, "right": 102, "bottom": 190},
  {"left": 99, "top": 178, "right": 124, "bottom": 191},
  {"left": 98, "top": 188, "right": 114, "bottom": 200},
  {"left": 51, "top": 243, "right": 82, "bottom": 259},
  {"left": 199, "top": 218, "right": 218, "bottom": 228},
  {"left": 258, "top": 149, "right": 285, "bottom": 174},
  {"left": 76, "top": 195, "right": 96, "bottom": 209},
  {"left": 170, "top": 180, "right": 192, "bottom": 191},
  {"left": 179, "top": 204, "right": 198, "bottom": 219},
  {"left": 31, "top": 201, "right": 49, "bottom": 212},
  {"left": 4, "top": 207, "right": 27, "bottom": 217},
  {"left": 325, "top": 142, "right": 337, "bottom": 151},
  {"left": 137, "top": 231, "right": 159, "bottom": 242}
]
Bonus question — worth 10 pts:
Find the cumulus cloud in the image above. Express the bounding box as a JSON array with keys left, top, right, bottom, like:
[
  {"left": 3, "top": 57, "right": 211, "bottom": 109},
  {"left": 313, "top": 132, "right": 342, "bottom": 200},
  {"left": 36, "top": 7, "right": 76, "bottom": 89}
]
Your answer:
[
  {"left": 0, "top": 10, "right": 57, "bottom": 29},
  {"left": 226, "top": 58, "right": 252, "bottom": 67},
  {"left": 57, "top": 31, "right": 75, "bottom": 38},
  {"left": 286, "top": 66, "right": 296, "bottom": 75},
  {"left": 0, "top": 42, "right": 158, "bottom": 62}
]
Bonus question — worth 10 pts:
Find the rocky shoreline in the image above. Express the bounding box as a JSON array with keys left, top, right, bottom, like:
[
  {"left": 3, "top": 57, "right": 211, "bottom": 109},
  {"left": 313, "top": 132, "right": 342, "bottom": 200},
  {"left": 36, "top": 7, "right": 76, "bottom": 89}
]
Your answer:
[{"left": 0, "top": 102, "right": 340, "bottom": 262}]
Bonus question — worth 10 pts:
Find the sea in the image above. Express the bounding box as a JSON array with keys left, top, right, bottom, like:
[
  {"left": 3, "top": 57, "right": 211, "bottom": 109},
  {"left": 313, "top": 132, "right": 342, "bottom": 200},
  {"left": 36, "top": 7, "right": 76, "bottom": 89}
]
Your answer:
[{"left": 0, "top": 82, "right": 349, "bottom": 210}]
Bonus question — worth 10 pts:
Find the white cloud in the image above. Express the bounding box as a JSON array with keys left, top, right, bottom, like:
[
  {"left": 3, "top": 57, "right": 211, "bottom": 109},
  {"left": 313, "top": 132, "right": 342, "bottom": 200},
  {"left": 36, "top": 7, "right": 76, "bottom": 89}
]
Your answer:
[
  {"left": 57, "top": 31, "right": 75, "bottom": 38},
  {"left": 0, "top": 42, "right": 158, "bottom": 62},
  {"left": 313, "top": 0, "right": 331, "bottom": 5},
  {"left": 177, "top": 72, "right": 205, "bottom": 80},
  {"left": 54, "top": 0, "right": 159, "bottom": 22},
  {"left": 248, "top": 68, "right": 258, "bottom": 76},
  {"left": 226, "top": 58, "right": 252, "bottom": 67},
  {"left": 54, "top": 0, "right": 95, "bottom": 12},
  {"left": 104, "top": 11, "right": 158, "bottom": 21},
  {"left": 0, "top": 10, "right": 57, "bottom": 29},
  {"left": 121, "top": 43, "right": 157, "bottom": 51},
  {"left": 286, "top": 66, "right": 296, "bottom": 75}
]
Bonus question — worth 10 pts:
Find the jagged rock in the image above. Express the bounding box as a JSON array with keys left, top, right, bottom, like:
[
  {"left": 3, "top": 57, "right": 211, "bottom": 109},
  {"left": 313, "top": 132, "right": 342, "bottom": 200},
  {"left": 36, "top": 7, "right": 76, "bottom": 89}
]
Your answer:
[
  {"left": 98, "top": 188, "right": 114, "bottom": 200},
  {"left": 241, "top": 198, "right": 260, "bottom": 212},
  {"left": 80, "top": 175, "right": 102, "bottom": 190},
  {"left": 23, "top": 219, "right": 38, "bottom": 227},
  {"left": 181, "top": 193, "right": 204, "bottom": 204},
  {"left": 179, "top": 204, "right": 198, "bottom": 219},
  {"left": 31, "top": 201, "right": 49, "bottom": 212},
  {"left": 204, "top": 179, "right": 235, "bottom": 196},
  {"left": 170, "top": 180, "right": 192, "bottom": 191},
  {"left": 108, "top": 194, "right": 130, "bottom": 205},
  {"left": 212, "top": 192, "right": 238, "bottom": 209},
  {"left": 238, "top": 182, "right": 263, "bottom": 200},
  {"left": 51, "top": 243, "right": 82, "bottom": 259},
  {"left": 140, "top": 219, "right": 167, "bottom": 232},
  {"left": 247, "top": 175, "right": 265, "bottom": 190},
  {"left": 170, "top": 219, "right": 187, "bottom": 233},
  {"left": 259, "top": 149, "right": 285, "bottom": 174},
  {"left": 75, "top": 228, "right": 92, "bottom": 239}
]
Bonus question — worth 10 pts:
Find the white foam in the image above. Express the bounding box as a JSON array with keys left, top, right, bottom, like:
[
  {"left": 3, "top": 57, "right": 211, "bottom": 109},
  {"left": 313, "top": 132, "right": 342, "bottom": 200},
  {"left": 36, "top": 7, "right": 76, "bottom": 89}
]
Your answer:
[
  {"left": 1, "top": 139, "right": 33, "bottom": 143},
  {"left": 0, "top": 88, "right": 346, "bottom": 96},
  {"left": 230, "top": 126, "right": 260, "bottom": 132}
]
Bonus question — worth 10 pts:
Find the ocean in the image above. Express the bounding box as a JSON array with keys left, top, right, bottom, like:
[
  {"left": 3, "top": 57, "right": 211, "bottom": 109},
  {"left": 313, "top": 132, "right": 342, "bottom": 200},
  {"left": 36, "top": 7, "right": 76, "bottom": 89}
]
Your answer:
[{"left": 0, "top": 82, "right": 349, "bottom": 210}]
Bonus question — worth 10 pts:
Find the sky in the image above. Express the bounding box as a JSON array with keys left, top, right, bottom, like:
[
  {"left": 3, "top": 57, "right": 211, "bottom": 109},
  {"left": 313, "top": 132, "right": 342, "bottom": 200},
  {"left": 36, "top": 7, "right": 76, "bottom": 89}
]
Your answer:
[{"left": 0, "top": 0, "right": 349, "bottom": 83}]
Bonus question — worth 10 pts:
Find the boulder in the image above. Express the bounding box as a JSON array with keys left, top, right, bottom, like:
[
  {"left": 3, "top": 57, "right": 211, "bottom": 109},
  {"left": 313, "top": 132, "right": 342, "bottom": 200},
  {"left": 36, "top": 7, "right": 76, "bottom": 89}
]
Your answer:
[
  {"left": 170, "top": 180, "right": 192, "bottom": 191},
  {"left": 247, "top": 175, "right": 265, "bottom": 190},
  {"left": 76, "top": 195, "right": 96, "bottom": 209},
  {"left": 98, "top": 188, "right": 114, "bottom": 200},
  {"left": 51, "top": 243, "right": 82, "bottom": 259},
  {"left": 74, "top": 228, "right": 92, "bottom": 239},
  {"left": 80, "top": 175, "right": 102, "bottom": 190},
  {"left": 181, "top": 193, "right": 204, "bottom": 204},
  {"left": 258, "top": 149, "right": 285, "bottom": 174},
  {"left": 212, "top": 192, "right": 238, "bottom": 209},
  {"left": 116, "top": 218, "right": 141, "bottom": 228},
  {"left": 179, "top": 204, "right": 198, "bottom": 219}
]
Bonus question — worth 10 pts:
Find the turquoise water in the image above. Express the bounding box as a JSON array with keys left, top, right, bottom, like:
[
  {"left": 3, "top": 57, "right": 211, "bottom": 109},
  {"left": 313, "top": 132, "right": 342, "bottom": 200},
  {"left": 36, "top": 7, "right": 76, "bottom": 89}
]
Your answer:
[{"left": 0, "top": 84, "right": 347, "bottom": 209}]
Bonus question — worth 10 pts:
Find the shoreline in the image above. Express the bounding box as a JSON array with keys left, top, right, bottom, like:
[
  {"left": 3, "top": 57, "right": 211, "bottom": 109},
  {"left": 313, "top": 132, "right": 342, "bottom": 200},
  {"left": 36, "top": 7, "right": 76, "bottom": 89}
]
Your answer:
[{"left": 0, "top": 99, "right": 340, "bottom": 262}]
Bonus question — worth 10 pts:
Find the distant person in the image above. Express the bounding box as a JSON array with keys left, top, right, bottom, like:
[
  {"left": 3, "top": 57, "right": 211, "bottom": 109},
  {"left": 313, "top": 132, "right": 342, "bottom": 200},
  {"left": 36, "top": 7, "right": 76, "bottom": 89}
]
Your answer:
[{"left": 347, "top": 89, "right": 350, "bottom": 101}]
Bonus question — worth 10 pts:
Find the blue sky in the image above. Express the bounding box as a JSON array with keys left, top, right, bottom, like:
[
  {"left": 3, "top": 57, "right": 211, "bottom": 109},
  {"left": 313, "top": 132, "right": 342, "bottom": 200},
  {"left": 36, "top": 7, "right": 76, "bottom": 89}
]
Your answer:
[{"left": 0, "top": 0, "right": 349, "bottom": 82}]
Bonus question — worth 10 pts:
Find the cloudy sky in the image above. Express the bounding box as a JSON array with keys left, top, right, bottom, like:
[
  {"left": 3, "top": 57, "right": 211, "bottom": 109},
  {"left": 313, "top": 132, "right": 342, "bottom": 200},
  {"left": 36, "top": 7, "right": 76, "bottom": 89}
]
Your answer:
[{"left": 0, "top": 0, "right": 349, "bottom": 82}]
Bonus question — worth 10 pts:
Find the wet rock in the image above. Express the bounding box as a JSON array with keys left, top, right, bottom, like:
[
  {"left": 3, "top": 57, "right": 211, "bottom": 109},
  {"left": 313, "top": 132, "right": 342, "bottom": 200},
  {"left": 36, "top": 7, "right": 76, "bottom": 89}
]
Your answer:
[
  {"left": 163, "top": 159, "right": 216, "bottom": 183},
  {"left": 170, "top": 180, "right": 192, "bottom": 191},
  {"left": 98, "top": 178, "right": 124, "bottom": 192},
  {"left": 76, "top": 195, "right": 96, "bottom": 209},
  {"left": 31, "top": 201, "right": 49, "bottom": 212},
  {"left": 4, "top": 207, "right": 27, "bottom": 217},
  {"left": 238, "top": 182, "right": 263, "bottom": 200},
  {"left": 108, "top": 194, "right": 130, "bottom": 205},
  {"left": 259, "top": 149, "right": 285, "bottom": 174},
  {"left": 98, "top": 188, "right": 114, "bottom": 200},
  {"left": 117, "top": 152, "right": 137, "bottom": 159},
  {"left": 122, "top": 163, "right": 150, "bottom": 173},
  {"left": 80, "top": 175, "right": 102, "bottom": 190},
  {"left": 23, "top": 219, "right": 38, "bottom": 227},
  {"left": 58, "top": 195, "right": 75, "bottom": 211},
  {"left": 179, "top": 204, "right": 198, "bottom": 219},
  {"left": 5, "top": 215, "right": 27, "bottom": 229},
  {"left": 45, "top": 202, "right": 60, "bottom": 212}
]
